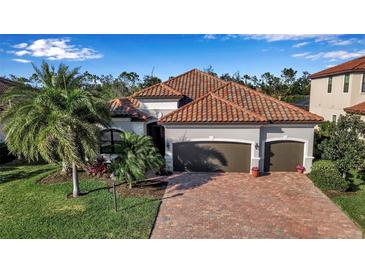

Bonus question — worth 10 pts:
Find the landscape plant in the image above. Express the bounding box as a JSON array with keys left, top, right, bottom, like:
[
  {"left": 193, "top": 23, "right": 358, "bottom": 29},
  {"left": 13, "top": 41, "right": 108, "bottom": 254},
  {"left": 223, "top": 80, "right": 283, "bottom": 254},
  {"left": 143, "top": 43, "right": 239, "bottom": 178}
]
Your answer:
[
  {"left": 318, "top": 114, "right": 365, "bottom": 179},
  {"left": 111, "top": 132, "right": 164, "bottom": 188}
]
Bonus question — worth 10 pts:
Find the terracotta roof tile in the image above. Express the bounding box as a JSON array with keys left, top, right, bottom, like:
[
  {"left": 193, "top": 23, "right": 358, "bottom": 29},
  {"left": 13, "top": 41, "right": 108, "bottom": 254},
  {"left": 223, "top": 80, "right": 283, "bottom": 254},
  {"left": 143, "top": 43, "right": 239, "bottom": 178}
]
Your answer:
[
  {"left": 110, "top": 98, "right": 149, "bottom": 120},
  {"left": 160, "top": 92, "right": 267, "bottom": 124},
  {"left": 160, "top": 81, "right": 323, "bottom": 124},
  {"left": 344, "top": 101, "right": 365, "bottom": 115},
  {"left": 133, "top": 83, "right": 182, "bottom": 98},
  {"left": 213, "top": 82, "right": 323, "bottom": 123},
  {"left": 310, "top": 56, "right": 365, "bottom": 79},
  {"left": 163, "top": 69, "right": 227, "bottom": 99}
]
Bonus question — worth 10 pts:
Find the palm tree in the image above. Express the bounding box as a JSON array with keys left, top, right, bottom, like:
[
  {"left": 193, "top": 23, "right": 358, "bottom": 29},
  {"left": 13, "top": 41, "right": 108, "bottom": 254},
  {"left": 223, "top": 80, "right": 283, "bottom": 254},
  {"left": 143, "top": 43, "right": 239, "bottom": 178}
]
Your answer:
[
  {"left": 31, "top": 61, "right": 84, "bottom": 90},
  {"left": 0, "top": 69, "right": 110, "bottom": 197},
  {"left": 111, "top": 132, "right": 164, "bottom": 188}
]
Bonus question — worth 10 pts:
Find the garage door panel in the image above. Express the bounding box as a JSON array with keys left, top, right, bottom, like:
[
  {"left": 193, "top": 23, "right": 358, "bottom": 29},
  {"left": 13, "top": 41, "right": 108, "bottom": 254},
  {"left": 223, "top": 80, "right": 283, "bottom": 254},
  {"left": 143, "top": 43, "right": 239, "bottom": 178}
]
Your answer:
[
  {"left": 264, "top": 141, "right": 304, "bottom": 172},
  {"left": 173, "top": 142, "right": 251, "bottom": 172}
]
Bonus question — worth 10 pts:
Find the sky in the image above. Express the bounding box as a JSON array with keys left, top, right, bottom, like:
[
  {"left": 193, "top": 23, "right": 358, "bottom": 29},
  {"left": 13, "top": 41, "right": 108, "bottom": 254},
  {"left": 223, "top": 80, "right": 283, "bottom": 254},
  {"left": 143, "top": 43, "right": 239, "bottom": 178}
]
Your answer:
[{"left": 1, "top": 34, "right": 365, "bottom": 80}]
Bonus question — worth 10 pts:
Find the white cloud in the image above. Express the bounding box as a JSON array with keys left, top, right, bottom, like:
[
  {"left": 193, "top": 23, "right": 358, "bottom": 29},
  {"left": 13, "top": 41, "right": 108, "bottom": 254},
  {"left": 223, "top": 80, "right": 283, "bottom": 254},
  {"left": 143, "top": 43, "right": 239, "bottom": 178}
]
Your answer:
[
  {"left": 13, "top": 42, "right": 28, "bottom": 49},
  {"left": 11, "top": 38, "right": 103, "bottom": 61},
  {"left": 244, "top": 34, "right": 326, "bottom": 42},
  {"left": 12, "top": 58, "right": 31, "bottom": 63},
  {"left": 14, "top": 50, "right": 31, "bottom": 56},
  {"left": 293, "top": 42, "right": 309, "bottom": 48},
  {"left": 291, "top": 52, "right": 310, "bottom": 58},
  {"left": 292, "top": 49, "right": 365, "bottom": 61},
  {"left": 203, "top": 34, "right": 217, "bottom": 40}
]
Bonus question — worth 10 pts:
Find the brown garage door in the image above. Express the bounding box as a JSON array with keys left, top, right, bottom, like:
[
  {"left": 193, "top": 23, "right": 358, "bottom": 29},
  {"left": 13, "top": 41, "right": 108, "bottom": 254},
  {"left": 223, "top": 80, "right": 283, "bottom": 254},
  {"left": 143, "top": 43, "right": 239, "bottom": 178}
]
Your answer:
[
  {"left": 173, "top": 141, "right": 251, "bottom": 172},
  {"left": 264, "top": 141, "right": 304, "bottom": 172}
]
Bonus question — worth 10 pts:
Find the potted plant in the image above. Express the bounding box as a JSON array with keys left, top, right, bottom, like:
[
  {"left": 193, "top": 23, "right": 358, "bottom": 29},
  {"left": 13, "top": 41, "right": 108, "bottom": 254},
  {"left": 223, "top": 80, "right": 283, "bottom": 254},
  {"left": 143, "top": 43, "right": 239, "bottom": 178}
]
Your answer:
[
  {"left": 296, "top": 164, "right": 305, "bottom": 174},
  {"left": 251, "top": 166, "right": 260, "bottom": 177}
]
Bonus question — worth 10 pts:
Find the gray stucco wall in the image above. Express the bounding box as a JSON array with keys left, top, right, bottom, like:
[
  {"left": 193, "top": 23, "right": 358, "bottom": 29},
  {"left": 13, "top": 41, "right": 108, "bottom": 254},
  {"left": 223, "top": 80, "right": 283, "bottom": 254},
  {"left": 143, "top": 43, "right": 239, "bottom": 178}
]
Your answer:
[
  {"left": 110, "top": 118, "right": 145, "bottom": 135},
  {"left": 164, "top": 124, "right": 316, "bottom": 173}
]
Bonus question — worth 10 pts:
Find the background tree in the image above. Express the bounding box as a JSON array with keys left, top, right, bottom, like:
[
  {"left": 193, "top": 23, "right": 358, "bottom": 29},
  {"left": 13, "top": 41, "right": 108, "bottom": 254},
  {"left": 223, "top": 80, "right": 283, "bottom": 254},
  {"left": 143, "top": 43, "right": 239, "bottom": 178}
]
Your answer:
[
  {"left": 0, "top": 63, "right": 111, "bottom": 197},
  {"left": 319, "top": 114, "right": 365, "bottom": 178},
  {"left": 138, "top": 75, "right": 162, "bottom": 89}
]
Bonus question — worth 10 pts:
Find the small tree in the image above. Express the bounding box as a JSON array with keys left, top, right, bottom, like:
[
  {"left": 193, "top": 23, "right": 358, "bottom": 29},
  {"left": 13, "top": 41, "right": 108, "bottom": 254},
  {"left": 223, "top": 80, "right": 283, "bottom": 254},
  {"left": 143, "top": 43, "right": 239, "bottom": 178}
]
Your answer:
[
  {"left": 111, "top": 132, "right": 164, "bottom": 188},
  {"left": 319, "top": 114, "right": 365, "bottom": 178}
]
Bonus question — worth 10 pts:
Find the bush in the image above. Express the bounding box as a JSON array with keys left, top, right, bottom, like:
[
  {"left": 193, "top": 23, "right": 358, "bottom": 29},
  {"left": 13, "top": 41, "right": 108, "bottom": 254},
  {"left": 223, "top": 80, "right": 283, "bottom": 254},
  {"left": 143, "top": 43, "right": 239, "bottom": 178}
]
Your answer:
[
  {"left": 309, "top": 160, "right": 349, "bottom": 192},
  {"left": 0, "top": 142, "right": 16, "bottom": 164}
]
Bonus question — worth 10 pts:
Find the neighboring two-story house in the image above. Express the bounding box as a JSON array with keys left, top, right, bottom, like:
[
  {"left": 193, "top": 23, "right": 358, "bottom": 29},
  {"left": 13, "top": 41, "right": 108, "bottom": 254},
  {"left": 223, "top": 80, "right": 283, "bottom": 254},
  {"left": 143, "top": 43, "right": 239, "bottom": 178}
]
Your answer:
[{"left": 309, "top": 56, "right": 365, "bottom": 122}]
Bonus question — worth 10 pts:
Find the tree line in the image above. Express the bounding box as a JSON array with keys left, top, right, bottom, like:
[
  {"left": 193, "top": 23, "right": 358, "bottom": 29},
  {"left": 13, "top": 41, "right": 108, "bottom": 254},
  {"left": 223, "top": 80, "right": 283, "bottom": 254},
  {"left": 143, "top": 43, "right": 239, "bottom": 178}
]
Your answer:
[{"left": 4, "top": 63, "right": 310, "bottom": 101}]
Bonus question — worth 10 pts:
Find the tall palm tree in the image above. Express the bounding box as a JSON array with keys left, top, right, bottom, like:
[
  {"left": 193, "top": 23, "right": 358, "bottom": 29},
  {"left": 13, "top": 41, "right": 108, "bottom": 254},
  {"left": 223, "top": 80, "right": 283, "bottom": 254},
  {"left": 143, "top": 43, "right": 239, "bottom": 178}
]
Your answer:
[
  {"left": 31, "top": 61, "right": 84, "bottom": 90},
  {"left": 0, "top": 67, "right": 110, "bottom": 197}
]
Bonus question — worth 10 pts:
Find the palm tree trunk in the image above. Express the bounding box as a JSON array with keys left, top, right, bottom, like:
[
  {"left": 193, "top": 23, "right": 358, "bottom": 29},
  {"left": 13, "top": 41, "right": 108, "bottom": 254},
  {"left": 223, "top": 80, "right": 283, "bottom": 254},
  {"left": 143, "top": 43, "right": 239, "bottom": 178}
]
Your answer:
[
  {"left": 72, "top": 162, "right": 80, "bottom": 197},
  {"left": 61, "top": 161, "right": 68, "bottom": 174}
]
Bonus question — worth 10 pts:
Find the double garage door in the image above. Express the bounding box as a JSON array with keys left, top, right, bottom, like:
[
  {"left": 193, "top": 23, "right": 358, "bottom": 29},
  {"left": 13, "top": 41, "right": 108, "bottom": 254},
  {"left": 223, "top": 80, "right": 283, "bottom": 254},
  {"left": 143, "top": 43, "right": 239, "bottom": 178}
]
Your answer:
[{"left": 173, "top": 141, "right": 304, "bottom": 173}]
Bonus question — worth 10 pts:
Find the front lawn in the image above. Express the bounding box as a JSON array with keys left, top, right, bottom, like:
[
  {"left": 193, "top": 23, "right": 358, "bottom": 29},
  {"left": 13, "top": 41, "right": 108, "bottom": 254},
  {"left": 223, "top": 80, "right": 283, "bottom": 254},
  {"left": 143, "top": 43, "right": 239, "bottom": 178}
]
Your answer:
[
  {"left": 0, "top": 164, "right": 161, "bottom": 239},
  {"left": 322, "top": 169, "right": 365, "bottom": 235}
]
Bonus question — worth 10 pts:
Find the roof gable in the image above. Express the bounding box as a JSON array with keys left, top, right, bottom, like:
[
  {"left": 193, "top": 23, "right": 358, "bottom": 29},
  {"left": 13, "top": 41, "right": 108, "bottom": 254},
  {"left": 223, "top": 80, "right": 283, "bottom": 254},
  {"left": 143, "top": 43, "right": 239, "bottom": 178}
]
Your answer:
[
  {"left": 132, "top": 83, "right": 182, "bottom": 98},
  {"left": 310, "top": 56, "right": 365, "bottom": 79}
]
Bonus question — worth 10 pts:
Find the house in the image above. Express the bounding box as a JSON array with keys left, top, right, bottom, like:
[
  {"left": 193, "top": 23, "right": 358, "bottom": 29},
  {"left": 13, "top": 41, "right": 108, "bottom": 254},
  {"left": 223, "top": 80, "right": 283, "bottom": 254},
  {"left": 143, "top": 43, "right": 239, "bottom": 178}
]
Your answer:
[
  {"left": 0, "top": 77, "right": 15, "bottom": 143},
  {"left": 108, "top": 69, "right": 322, "bottom": 173},
  {"left": 309, "top": 56, "right": 365, "bottom": 122}
]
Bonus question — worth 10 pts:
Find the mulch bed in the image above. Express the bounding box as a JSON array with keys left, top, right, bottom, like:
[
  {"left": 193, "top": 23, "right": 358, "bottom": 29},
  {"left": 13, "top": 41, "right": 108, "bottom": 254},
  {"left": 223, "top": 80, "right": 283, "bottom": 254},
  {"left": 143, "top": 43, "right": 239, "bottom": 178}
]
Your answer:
[
  {"left": 39, "top": 171, "right": 168, "bottom": 199},
  {"left": 324, "top": 189, "right": 357, "bottom": 198}
]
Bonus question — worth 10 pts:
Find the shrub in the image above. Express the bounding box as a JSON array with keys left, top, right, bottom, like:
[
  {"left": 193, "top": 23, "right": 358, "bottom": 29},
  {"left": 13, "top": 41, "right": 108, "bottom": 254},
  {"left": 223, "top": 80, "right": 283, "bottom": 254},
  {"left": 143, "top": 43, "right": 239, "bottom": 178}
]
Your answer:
[
  {"left": 87, "top": 156, "right": 109, "bottom": 176},
  {"left": 309, "top": 160, "right": 349, "bottom": 192},
  {"left": 0, "top": 142, "right": 16, "bottom": 164}
]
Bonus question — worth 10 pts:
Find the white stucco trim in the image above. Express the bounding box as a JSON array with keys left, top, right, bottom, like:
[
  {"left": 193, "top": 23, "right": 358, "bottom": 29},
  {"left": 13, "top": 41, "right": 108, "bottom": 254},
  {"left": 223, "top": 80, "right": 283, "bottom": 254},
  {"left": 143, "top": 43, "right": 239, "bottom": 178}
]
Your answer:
[
  {"left": 169, "top": 137, "right": 257, "bottom": 172},
  {"left": 261, "top": 137, "right": 309, "bottom": 172}
]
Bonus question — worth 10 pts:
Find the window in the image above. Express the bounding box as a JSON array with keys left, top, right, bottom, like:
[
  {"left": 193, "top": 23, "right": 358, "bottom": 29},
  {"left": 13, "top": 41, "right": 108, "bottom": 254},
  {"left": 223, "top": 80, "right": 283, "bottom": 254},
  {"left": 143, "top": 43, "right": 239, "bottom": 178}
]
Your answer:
[
  {"left": 343, "top": 74, "right": 350, "bottom": 93},
  {"left": 362, "top": 73, "right": 365, "bottom": 93},
  {"left": 100, "top": 129, "right": 123, "bottom": 154},
  {"left": 327, "top": 76, "right": 333, "bottom": 93},
  {"left": 332, "top": 115, "right": 337, "bottom": 123}
]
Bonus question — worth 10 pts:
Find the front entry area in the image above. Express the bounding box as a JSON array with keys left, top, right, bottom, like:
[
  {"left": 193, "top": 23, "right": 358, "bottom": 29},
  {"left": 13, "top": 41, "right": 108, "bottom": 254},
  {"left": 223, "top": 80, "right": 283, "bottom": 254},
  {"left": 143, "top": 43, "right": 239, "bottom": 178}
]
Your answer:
[
  {"left": 173, "top": 141, "right": 251, "bottom": 172},
  {"left": 264, "top": 140, "right": 304, "bottom": 172}
]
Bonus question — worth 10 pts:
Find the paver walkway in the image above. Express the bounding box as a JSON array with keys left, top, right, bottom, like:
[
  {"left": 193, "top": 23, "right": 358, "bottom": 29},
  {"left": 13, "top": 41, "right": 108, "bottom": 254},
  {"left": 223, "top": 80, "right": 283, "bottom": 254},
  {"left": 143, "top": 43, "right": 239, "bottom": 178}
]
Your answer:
[{"left": 151, "top": 172, "right": 362, "bottom": 239}]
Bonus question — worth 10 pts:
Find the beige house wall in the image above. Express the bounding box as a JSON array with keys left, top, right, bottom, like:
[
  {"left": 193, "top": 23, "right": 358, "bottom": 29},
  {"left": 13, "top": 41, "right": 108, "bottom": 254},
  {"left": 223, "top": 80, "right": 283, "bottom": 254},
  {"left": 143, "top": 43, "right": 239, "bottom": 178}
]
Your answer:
[{"left": 310, "top": 73, "right": 365, "bottom": 121}]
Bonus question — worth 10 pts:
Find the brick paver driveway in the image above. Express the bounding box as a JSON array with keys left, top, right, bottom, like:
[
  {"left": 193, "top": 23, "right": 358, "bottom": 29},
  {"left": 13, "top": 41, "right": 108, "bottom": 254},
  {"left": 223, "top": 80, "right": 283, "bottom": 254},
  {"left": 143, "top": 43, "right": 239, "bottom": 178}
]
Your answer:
[{"left": 151, "top": 172, "right": 362, "bottom": 239}]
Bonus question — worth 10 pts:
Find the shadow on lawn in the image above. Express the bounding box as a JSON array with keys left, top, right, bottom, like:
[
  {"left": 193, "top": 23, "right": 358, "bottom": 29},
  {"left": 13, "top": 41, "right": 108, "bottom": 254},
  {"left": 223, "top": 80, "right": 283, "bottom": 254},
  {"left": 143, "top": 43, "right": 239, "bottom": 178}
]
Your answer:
[{"left": 0, "top": 167, "right": 55, "bottom": 185}]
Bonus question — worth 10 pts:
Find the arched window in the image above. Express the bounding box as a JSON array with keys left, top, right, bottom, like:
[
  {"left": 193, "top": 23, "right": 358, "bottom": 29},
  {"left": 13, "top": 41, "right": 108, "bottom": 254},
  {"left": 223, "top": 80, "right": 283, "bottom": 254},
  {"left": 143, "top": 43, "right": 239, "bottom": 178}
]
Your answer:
[{"left": 100, "top": 129, "right": 123, "bottom": 154}]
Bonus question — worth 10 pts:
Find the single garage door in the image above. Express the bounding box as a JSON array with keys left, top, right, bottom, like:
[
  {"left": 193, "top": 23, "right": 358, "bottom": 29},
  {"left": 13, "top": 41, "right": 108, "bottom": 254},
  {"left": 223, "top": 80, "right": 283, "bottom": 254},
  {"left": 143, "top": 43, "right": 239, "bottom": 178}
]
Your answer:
[
  {"left": 264, "top": 141, "right": 304, "bottom": 172},
  {"left": 173, "top": 141, "right": 251, "bottom": 172}
]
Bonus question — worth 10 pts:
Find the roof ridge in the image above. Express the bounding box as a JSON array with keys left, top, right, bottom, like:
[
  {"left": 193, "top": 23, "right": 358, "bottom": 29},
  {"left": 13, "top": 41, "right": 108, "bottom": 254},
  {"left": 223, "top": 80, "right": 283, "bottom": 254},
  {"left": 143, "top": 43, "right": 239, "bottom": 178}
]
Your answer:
[
  {"left": 226, "top": 81, "right": 323, "bottom": 120},
  {"left": 210, "top": 92, "right": 267, "bottom": 121},
  {"left": 163, "top": 68, "right": 227, "bottom": 87}
]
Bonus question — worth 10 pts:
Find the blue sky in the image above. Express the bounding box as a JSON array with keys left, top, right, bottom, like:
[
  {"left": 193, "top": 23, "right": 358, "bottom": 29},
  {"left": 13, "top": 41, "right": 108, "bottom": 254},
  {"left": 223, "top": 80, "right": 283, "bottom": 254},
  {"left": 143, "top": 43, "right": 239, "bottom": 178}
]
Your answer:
[{"left": 1, "top": 34, "right": 365, "bottom": 80}]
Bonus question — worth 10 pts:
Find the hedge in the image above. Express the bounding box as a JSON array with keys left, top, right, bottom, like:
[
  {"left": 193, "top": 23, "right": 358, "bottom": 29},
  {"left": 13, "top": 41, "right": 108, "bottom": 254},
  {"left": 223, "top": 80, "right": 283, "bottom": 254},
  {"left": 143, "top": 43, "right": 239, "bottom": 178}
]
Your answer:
[{"left": 309, "top": 160, "right": 349, "bottom": 192}]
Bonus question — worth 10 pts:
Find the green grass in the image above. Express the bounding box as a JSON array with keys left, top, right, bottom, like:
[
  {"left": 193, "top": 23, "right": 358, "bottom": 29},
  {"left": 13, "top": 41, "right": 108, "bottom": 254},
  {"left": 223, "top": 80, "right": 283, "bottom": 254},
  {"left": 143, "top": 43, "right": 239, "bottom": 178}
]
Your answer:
[
  {"left": 0, "top": 164, "right": 161, "bottom": 239},
  {"left": 331, "top": 186, "right": 365, "bottom": 234},
  {"left": 327, "top": 169, "right": 365, "bottom": 234}
]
